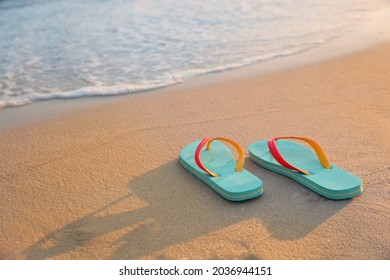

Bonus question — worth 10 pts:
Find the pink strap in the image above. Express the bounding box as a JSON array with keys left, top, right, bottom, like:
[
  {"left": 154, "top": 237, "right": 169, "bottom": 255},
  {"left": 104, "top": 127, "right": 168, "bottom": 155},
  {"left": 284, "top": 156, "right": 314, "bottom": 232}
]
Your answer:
[
  {"left": 195, "top": 138, "right": 217, "bottom": 176},
  {"left": 268, "top": 136, "right": 331, "bottom": 175}
]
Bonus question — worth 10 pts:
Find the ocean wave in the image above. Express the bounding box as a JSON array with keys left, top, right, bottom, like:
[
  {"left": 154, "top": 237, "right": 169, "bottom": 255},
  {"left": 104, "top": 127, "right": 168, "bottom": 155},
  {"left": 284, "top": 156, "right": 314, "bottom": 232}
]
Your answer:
[
  {"left": 0, "top": 0, "right": 384, "bottom": 109},
  {"left": 0, "top": 44, "right": 326, "bottom": 109}
]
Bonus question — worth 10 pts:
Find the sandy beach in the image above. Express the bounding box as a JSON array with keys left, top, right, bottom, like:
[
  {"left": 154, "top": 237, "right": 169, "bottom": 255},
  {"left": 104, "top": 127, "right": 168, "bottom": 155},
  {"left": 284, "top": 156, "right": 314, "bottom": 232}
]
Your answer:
[{"left": 1, "top": 42, "right": 389, "bottom": 260}]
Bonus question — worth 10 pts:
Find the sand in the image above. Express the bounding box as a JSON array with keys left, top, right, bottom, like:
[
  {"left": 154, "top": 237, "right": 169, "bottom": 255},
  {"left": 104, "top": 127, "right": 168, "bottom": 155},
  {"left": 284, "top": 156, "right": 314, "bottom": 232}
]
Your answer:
[{"left": 0, "top": 43, "right": 389, "bottom": 260}]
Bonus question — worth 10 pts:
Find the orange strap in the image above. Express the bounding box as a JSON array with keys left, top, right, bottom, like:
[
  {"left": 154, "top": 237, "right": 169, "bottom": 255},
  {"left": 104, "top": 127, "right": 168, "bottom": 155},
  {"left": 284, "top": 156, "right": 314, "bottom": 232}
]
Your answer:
[
  {"left": 195, "top": 137, "right": 244, "bottom": 177},
  {"left": 268, "top": 136, "right": 331, "bottom": 175}
]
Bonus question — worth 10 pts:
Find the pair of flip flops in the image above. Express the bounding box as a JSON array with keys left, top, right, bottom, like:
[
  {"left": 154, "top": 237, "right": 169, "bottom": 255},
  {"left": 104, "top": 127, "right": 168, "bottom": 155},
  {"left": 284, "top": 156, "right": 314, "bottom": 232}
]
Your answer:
[{"left": 179, "top": 136, "right": 363, "bottom": 201}]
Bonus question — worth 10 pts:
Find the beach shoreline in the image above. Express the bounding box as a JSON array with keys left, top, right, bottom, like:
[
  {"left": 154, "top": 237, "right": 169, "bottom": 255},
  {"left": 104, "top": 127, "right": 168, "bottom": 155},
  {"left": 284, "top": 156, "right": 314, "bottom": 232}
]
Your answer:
[{"left": 1, "top": 3, "right": 390, "bottom": 130}]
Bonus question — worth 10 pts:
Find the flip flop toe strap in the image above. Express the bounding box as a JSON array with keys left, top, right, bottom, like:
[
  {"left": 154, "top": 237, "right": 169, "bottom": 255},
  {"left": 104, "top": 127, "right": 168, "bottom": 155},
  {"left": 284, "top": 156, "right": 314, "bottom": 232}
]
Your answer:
[
  {"left": 268, "top": 136, "right": 331, "bottom": 175},
  {"left": 195, "top": 137, "right": 244, "bottom": 177}
]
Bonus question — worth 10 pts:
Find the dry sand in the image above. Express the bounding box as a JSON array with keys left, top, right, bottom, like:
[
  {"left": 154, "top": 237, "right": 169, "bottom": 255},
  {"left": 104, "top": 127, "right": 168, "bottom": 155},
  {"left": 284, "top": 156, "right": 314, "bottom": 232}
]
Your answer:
[{"left": 0, "top": 43, "right": 389, "bottom": 260}]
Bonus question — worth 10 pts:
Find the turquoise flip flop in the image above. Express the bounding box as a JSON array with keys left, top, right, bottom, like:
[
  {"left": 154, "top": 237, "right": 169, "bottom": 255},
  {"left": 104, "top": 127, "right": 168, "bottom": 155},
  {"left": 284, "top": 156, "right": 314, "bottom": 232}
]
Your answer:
[
  {"left": 180, "top": 137, "right": 263, "bottom": 201},
  {"left": 249, "top": 136, "right": 362, "bottom": 200}
]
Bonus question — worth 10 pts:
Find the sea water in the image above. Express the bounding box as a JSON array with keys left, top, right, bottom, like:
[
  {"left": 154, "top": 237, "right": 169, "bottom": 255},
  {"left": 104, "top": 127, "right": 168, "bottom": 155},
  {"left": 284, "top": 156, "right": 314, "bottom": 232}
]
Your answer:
[{"left": 0, "top": 0, "right": 387, "bottom": 108}]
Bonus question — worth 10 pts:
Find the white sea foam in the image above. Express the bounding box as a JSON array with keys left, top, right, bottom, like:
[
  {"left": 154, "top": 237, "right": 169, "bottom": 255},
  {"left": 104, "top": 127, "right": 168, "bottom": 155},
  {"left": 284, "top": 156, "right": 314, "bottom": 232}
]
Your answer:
[
  {"left": 0, "top": 44, "right": 324, "bottom": 109},
  {"left": 0, "top": 0, "right": 388, "bottom": 108}
]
